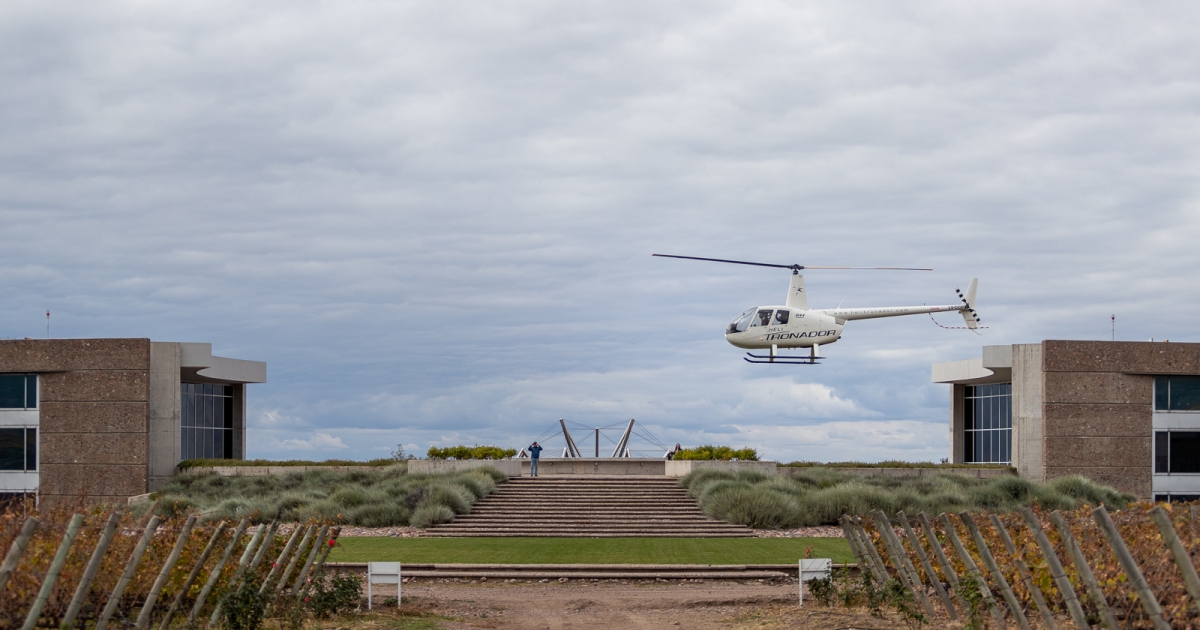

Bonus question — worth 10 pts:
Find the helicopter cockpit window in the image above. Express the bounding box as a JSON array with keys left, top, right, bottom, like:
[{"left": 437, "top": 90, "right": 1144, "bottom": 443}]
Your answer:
[
  {"left": 750, "top": 309, "right": 773, "bottom": 328},
  {"left": 727, "top": 308, "right": 756, "bottom": 334},
  {"left": 773, "top": 310, "right": 789, "bottom": 325}
]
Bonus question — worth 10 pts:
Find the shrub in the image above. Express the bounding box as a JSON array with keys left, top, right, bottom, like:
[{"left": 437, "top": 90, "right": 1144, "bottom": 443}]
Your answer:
[
  {"left": 455, "top": 472, "right": 497, "bottom": 499},
  {"left": 703, "top": 485, "right": 801, "bottom": 529},
  {"left": 306, "top": 573, "right": 362, "bottom": 618},
  {"left": 674, "top": 445, "right": 759, "bottom": 461},
  {"left": 427, "top": 445, "right": 518, "bottom": 460},
  {"left": 421, "top": 483, "right": 475, "bottom": 514},
  {"left": 411, "top": 504, "right": 455, "bottom": 528},
  {"left": 347, "top": 503, "right": 411, "bottom": 527},
  {"left": 223, "top": 575, "right": 269, "bottom": 630}
]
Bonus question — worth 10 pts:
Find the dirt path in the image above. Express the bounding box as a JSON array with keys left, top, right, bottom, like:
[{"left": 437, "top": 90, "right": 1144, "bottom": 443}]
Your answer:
[{"left": 348, "top": 580, "right": 926, "bottom": 629}]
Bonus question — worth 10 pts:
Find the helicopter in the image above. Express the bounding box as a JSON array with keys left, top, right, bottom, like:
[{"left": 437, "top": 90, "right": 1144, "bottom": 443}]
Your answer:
[{"left": 652, "top": 254, "right": 980, "bottom": 364}]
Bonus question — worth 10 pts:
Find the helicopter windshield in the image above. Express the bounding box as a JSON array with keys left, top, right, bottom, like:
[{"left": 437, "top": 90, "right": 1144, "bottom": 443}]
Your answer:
[
  {"left": 726, "top": 308, "right": 756, "bottom": 334},
  {"left": 749, "top": 309, "right": 773, "bottom": 328}
]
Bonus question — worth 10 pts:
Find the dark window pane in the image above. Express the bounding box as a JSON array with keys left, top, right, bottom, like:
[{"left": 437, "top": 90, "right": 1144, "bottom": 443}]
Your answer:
[
  {"left": 965, "top": 385, "right": 976, "bottom": 398},
  {"left": 223, "top": 385, "right": 233, "bottom": 398},
  {"left": 1001, "top": 395, "right": 1010, "bottom": 429},
  {"left": 0, "top": 375, "right": 24, "bottom": 408},
  {"left": 975, "top": 398, "right": 984, "bottom": 430},
  {"left": 1155, "top": 494, "right": 1169, "bottom": 503},
  {"left": 1157, "top": 432, "right": 1170, "bottom": 473},
  {"left": 25, "top": 429, "right": 35, "bottom": 471},
  {"left": 201, "top": 428, "right": 212, "bottom": 458},
  {"left": 1169, "top": 432, "right": 1200, "bottom": 473},
  {"left": 1156, "top": 376, "right": 1170, "bottom": 410},
  {"left": 1170, "top": 377, "right": 1200, "bottom": 411},
  {"left": 214, "top": 398, "right": 224, "bottom": 430},
  {"left": 964, "top": 394, "right": 974, "bottom": 430},
  {"left": 965, "top": 432, "right": 975, "bottom": 463},
  {"left": 224, "top": 396, "right": 234, "bottom": 430},
  {"left": 992, "top": 396, "right": 1000, "bottom": 430},
  {"left": 214, "top": 428, "right": 224, "bottom": 459},
  {"left": 1003, "top": 429, "right": 1011, "bottom": 463},
  {"left": 0, "top": 429, "right": 23, "bottom": 470},
  {"left": 25, "top": 376, "right": 36, "bottom": 409},
  {"left": 1170, "top": 494, "right": 1200, "bottom": 502},
  {"left": 223, "top": 428, "right": 234, "bottom": 459},
  {"left": 203, "top": 395, "right": 213, "bottom": 428}
]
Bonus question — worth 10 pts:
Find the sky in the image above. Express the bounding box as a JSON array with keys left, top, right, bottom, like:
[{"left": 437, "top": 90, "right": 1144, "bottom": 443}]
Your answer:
[{"left": 1, "top": 1, "right": 1198, "bottom": 463}]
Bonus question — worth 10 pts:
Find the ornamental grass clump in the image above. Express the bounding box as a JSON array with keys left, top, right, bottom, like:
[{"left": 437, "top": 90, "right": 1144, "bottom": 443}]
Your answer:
[
  {"left": 678, "top": 467, "right": 1134, "bottom": 529},
  {"left": 151, "top": 464, "right": 506, "bottom": 527}
]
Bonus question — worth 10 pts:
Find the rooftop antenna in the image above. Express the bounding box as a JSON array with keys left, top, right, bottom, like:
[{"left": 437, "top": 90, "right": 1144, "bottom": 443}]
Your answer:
[
  {"left": 1111, "top": 314, "right": 1115, "bottom": 341},
  {"left": 46, "top": 310, "right": 50, "bottom": 339}
]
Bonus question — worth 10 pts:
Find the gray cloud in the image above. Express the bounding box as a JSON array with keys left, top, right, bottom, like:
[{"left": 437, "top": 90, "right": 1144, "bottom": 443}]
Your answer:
[{"left": 2, "top": 0, "right": 1198, "bottom": 461}]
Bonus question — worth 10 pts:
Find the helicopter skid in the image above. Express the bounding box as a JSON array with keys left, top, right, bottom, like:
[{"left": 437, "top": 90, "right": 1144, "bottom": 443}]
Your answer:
[{"left": 744, "top": 352, "right": 824, "bottom": 364}]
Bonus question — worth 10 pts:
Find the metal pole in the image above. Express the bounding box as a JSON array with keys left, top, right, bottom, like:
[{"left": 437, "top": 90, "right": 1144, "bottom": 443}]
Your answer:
[
  {"left": 1149, "top": 506, "right": 1200, "bottom": 616},
  {"left": 0, "top": 517, "right": 39, "bottom": 593},
  {"left": 1017, "top": 508, "right": 1089, "bottom": 630},
  {"left": 135, "top": 515, "right": 197, "bottom": 629},
  {"left": 959, "top": 512, "right": 1031, "bottom": 630},
  {"left": 22, "top": 513, "right": 84, "bottom": 630},
  {"left": 158, "top": 521, "right": 229, "bottom": 630},
  {"left": 559, "top": 419, "right": 581, "bottom": 458},
  {"left": 594, "top": 428, "right": 599, "bottom": 458},
  {"left": 96, "top": 515, "right": 162, "bottom": 630},
  {"left": 898, "top": 511, "right": 956, "bottom": 619},
  {"left": 611, "top": 419, "right": 635, "bottom": 458},
  {"left": 63, "top": 512, "right": 122, "bottom": 628},
  {"left": 989, "top": 514, "right": 1057, "bottom": 630},
  {"left": 938, "top": 513, "right": 1008, "bottom": 629},
  {"left": 1048, "top": 510, "right": 1119, "bottom": 630},
  {"left": 1092, "top": 506, "right": 1170, "bottom": 630}
]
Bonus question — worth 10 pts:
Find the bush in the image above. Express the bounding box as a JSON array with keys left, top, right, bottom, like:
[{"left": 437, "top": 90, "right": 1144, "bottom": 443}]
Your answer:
[
  {"left": 674, "top": 445, "right": 759, "bottom": 461},
  {"left": 347, "top": 503, "right": 411, "bottom": 527},
  {"left": 703, "top": 485, "right": 802, "bottom": 529},
  {"left": 411, "top": 504, "right": 455, "bottom": 528},
  {"left": 306, "top": 573, "right": 362, "bottom": 618},
  {"left": 421, "top": 483, "right": 475, "bottom": 514},
  {"left": 427, "top": 445, "right": 518, "bottom": 460},
  {"left": 223, "top": 575, "right": 269, "bottom": 630}
]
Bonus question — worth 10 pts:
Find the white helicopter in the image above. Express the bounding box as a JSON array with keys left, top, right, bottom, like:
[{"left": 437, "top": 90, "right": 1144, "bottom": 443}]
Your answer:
[{"left": 653, "top": 254, "right": 980, "bottom": 364}]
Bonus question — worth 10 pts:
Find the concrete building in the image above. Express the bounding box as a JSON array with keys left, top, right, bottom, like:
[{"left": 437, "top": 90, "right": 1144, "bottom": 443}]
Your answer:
[
  {"left": 0, "top": 339, "right": 265, "bottom": 504},
  {"left": 934, "top": 340, "right": 1200, "bottom": 501}
]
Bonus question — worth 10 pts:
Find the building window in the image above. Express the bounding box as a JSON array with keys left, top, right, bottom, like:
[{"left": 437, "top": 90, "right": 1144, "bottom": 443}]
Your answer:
[
  {"left": 0, "top": 374, "right": 37, "bottom": 409},
  {"left": 964, "top": 383, "right": 1011, "bottom": 464},
  {"left": 1154, "top": 430, "right": 1200, "bottom": 473},
  {"left": 181, "top": 383, "right": 234, "bottom": 460},
  {"left": 0, "top": 428, "right": 37, "bottom": 471},
  {"left": 1155, "top": 376, "right": 1200, "bottom": 412},
  {"left": 1155, "top": 494, "right": 1200, "bottom": 503}
]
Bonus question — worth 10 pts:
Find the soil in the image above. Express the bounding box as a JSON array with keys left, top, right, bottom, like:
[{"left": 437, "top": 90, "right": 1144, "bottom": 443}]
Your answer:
[{"left": 325, "top": 579, "right": 938, "bottom": 629}]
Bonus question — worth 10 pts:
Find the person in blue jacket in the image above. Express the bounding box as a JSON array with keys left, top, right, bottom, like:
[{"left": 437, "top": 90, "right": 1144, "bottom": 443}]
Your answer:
[{"left": 528, "top": 441, "right": 543, "bottom": 477}]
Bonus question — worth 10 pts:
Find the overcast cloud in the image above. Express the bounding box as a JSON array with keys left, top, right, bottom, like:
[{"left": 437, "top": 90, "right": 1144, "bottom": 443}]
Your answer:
[{"left": 2, "top": 1, "right": 1198, "bottom": 462}]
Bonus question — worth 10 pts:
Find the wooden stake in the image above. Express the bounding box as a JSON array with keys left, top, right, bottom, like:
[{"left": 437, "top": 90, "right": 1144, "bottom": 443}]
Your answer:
[
  {"left": 258, "top": 524, "right": 304, "bottom": 595},
  {"left": 63, "top": 512, "right": 122, "bottom": 628},
  {"left": 939, "top": 513, "right": 1008, "bottom": 629},
  {"left": 290, "top": 525, "right": 329, "bottom": 595},
  {"left": 852, "top": 517, "right": 892, "bottom": 582},
  {"left": 95, "top": 515, "right": 162, "bottom": 630},
  {"left": 209, "top": 523, "right": 268, "bottom": 625},
  {"left": 917, "top": 512, "right": 966, "bottom": 610},
  {"left": 187, "top": 518, "right": 249, "bottom": 624},
  {"left": 134, "top": 515, "right": 197, "bottom": 629},
  {"left": 247, "top": 522, "right": 278, "bottom": 573},
  {"left": 157, "top": 521, "right": 228, "bottom": 630},
  {"left": 899, "top": 511, "right": 957, "bottom": 619},
  {"left": 841, "top": 516, "right": 885, "bottom": 584},
  {"left": 1018, "top": 508, "right": 1089, "bottom": 630},
  {"left": 273, "top": 524, "right": 316, "bottom": 596},
  {"left": 22, "top": 513, "right": 84, "bottom": 630},
  {"left": 990, "top": 513, "right": 1058, "bottom": 630},
  {"left": 869, "top": 511, "right": 937, "bottom": 618},
  {"left": 959, "top": 512, "right": 1031, "bottom": 630},
  {"left": 1048, "top": 510, "right": 1119, "bottom": 630},
  {"left": 1149, "top": 505, "right": 1200, "bottom": 616},
  {"left": 1092, "top": 505, "right": 1170, "bottom": 630},
  {"left": 296, "top": 527, "right": 341, "bottom": 600},
  {"left": 0, "top": 517, "right": 39, "bottom": 593}
]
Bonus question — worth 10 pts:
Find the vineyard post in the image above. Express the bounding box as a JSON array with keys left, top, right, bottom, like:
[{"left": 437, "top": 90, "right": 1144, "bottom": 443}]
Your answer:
[
  {"left": 1148, "top": 506, "right": 1200, "bottom": 615},
  {"left": 296, "top": 527, "right": 341, "bottom": 601},
  {"left": 247, "top": 522, "right": 279, "bottom": 573},
  {"left": 158, "top": 520, "right": 229, "bottom": 630},
  {"left": 258, "top": 525, "right": 304, "bottom": 595},
  {"left": 989, "top": 514, "right": 1058, "bottom": 630},
  {"left": 1092, "top": 506, "right": 1170, "bottom": 630},
  {"left": 273, "top": 524, "right": 316, "bottom": 596},
  {"left": 21, "top": 513, "right": 84, "bottom": 630},
  {"left": 187, "top": 518, "right": 250, "bottom": 625},
  {"left": 959, "top": 512, "right": 1032, "bottom": 630},
  {"left": 898, "top": 511, "right": 957, "bottom": 619},
  {"left": 869, "top": 512, "right": 938, "bottom": 617},
  {"left": 1191, "top": 505, "right": 1199, "bottom": 541},
  {"left": 917, "top": 512, "right": 967, "bottom": 610},
  {"left": 1048, "top": 511, "right": 1120, "bottom": 630},
  {"left": 134, "top": 514, "right": 197, "bottom": 629},
  {"left": 62, "top": 512, "right": 122, "bottom": 628},
  {"left": 0, "top": 517, "right": 39, "bottom": 593},
  {"left": 842, "top": 516, "right": 888, "bottom": 584},
  {"left": 938, "top": 513, "right": 1009, "bottom": 629},
  {"left": 95, "top": 515, "right": 162, "bottom": 630},
  {"left": 290, "top": 524, "right": 330, "bottom": 595},
  {"left": 839, "top": 517, "right": 871, "bottom": 576},
  {"left": 1018, "top": 508, "right": 1090, "bottom": 630},
  {"left": 208, "top": 524, "right": 268, "bottom": 625},
  {"left": 852, "top": 517, "right": 892, "bottom": 582}
]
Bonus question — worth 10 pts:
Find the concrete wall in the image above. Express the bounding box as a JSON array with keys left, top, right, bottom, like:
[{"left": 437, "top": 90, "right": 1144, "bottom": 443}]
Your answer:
[
  {"left": 1041, "top": 340, "right": 1177, "bottom": 500},
  {"left": 664, "top": 460, "right": 778, "bottom": 477},
  {"left": 950, "top": 384, "right": 965, "bottom": 464},
  {"left": 149, "top": 342, "right": 181, "bottom": 491},
  {"left": 0, "top": 339, "right": 153, "bottom": 504},
  {"left": 407, "top": 460, "right": 521, "bottom": 476},
  {"left": 1012, "top": 343, "right": 1044, "bottom": 481}
]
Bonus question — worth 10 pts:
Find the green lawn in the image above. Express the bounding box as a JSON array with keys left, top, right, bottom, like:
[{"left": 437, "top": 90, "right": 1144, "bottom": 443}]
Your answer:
[{"left": 328, "top": 537, "right": 852, "bottom": 565}]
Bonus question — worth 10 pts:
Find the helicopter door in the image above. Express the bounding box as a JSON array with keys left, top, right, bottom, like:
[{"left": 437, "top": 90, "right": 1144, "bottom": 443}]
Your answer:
[
  {"left": 773, "top": 310, "right": 790, "bottom": 325},
  {"left": 749, "top": 309, "right": 773, "bottom": 328}
]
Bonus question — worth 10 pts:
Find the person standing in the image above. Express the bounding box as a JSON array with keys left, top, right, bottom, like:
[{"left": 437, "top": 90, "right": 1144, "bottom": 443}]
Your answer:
[{"left": 528, "top": 441, "right": 543, "bottom": 477}]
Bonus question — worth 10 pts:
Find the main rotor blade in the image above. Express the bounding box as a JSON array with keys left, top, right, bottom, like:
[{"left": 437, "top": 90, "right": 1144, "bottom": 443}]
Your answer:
[
  {"left": 651, "top": 254, "right": 793, "bottom": 269},
  {"left": 652, "top": 254, "right": 932, "bottom": 271}
]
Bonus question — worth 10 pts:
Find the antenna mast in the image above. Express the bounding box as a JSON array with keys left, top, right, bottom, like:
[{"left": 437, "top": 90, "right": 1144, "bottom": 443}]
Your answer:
[
  {"left": 1111, "top": 314, "right": 1115, "bottom": 341},
  {"left": 46, "top": 311, "right": 50, "bottom": 339}
]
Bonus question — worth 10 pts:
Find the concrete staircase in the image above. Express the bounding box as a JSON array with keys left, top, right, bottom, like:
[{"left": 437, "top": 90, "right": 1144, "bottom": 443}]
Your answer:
[{"left": 425, "top": 475, "right": 754, "bottom": 537}]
